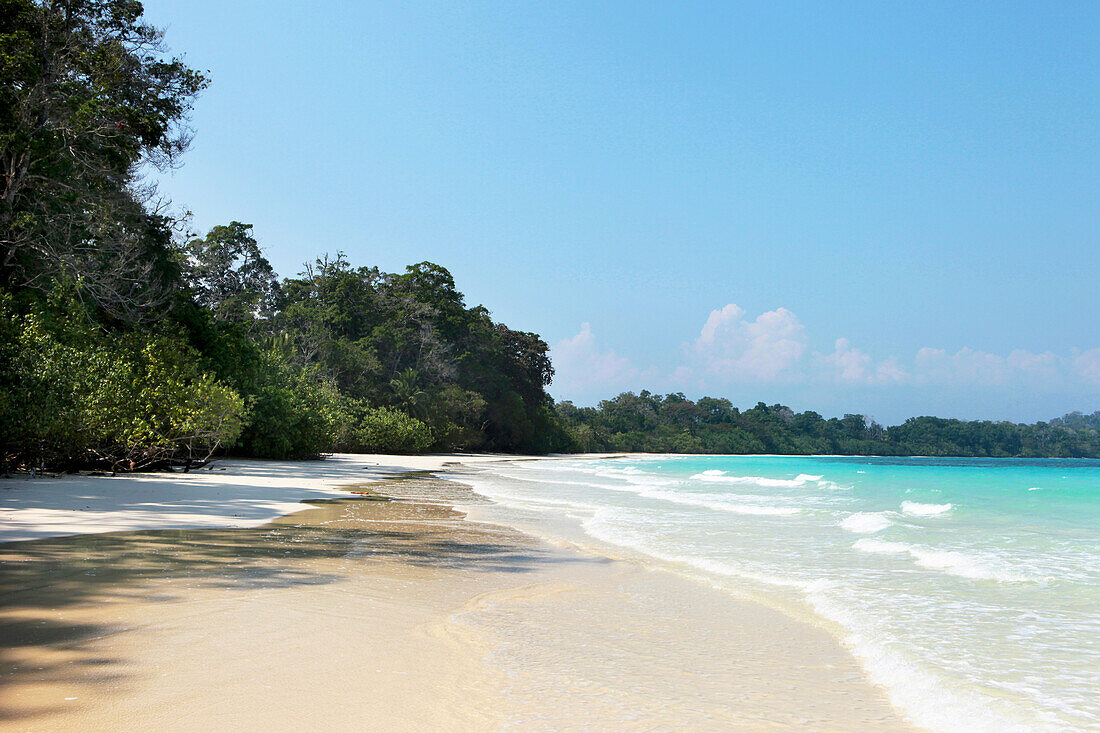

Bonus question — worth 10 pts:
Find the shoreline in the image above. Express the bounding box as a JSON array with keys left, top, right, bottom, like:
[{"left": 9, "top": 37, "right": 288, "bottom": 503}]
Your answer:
[
  {"left": 0, "top": 453, "right": 603, "bottom": 543},
  {"left": 0, "top": 453, "right": 915, "bottom": 730}
]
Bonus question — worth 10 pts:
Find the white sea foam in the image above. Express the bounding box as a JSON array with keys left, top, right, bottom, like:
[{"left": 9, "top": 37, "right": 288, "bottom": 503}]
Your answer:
[
  {"left": 805, "top": 586, "right": 1046, "bottom": 733},
  {"left": 595, "top": 467, "right": 675, "bottom": 487},
  {"left": 639, "top": 490, "right": 801, "bottom": 515},
  {"left": 853, "top": 539, "right": 1031, "bottom": 582},
  {"left": 1028, "top": 487, "right": 1043, "bottom": 491},
  {"left": 581, "top": 508, "right": 814, "bottom": 590},
  {"left": 901, "top": 500, "right": 953, "bottom": 516},
  {"left": 912, "top": 550, "right": 1032, "bottom": 583},
  {"left": 460, "top": 476, "right": 601, "bottom": 514},
  {"left": 690, "top": 472, "right": 821, "bottom": 488},
  {"left": 491, "top": 470, "right": 639, "bottom": 494},
  {"left": 840, "top": 512, "right": 893, "bottom": 534},
  {"left": 600, "top": 466, "right": 646, "bottom": 475},
  {"left": 852, "top": 538, "right": 912, "bottom": 555},
  {"left": 550, "top": 464, "right": 600, "bottom": 474}
]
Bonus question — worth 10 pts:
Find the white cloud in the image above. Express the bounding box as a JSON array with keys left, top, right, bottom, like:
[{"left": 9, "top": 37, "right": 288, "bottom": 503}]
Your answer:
[
  {"left": 1074, "top": 348, "right": 1100, "bottom": 384},
  {"left": 808, "top": 338, "right": 1080, "bottom": 389},
  {"left": 551, "top": 323, "right": 648, "bottom": 397},
  {"left": 909, "top": 347, "right": 1067, "bottom": 387},
  {"left": 913, "top": 347, "right": 1010, "bottom": 385},
  {"left": 1006, "top": 349, "right": 1060, "bottom": 380},
  {"left": 817, "top": 338, "right": 907, "bottom": 385},
  {"left": 689, "top": 304, "right": 806, "bottom": 381}
]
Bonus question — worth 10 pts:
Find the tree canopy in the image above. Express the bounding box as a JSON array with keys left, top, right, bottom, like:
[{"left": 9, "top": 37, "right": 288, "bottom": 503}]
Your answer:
[{"left": 1, "top": 0, "right": 207, "bottom": 322}]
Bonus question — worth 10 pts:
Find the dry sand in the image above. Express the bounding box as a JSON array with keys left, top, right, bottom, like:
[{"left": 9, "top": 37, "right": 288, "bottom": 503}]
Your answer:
[
  {"left": 0, "top": 456, "right": 915, "bottom": 731},
  {"left": 0, "top": 453, "right": 532, "bottom": 542}
]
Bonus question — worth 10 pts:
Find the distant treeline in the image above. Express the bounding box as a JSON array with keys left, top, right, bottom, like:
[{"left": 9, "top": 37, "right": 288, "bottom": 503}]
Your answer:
[{"left": 555, "top": 393, "right": 1100, "bottom": 458}]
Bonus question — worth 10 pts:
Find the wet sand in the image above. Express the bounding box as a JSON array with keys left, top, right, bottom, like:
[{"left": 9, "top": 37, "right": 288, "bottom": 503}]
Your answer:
[{"left": 0, "top": 471, "right": 915, "bottom": 731}]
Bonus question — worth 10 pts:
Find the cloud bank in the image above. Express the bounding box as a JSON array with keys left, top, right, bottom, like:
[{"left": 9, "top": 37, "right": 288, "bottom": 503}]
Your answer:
[{"left": 550, "top": 304, "right": 1100, "bottom": 408}]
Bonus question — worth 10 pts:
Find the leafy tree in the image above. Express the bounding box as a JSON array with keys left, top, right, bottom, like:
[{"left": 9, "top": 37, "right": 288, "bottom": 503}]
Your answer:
[
  {"left": 697, "top": 396, "right": 736, "bottom": 424},
  {"left": 185, "top": 222, "right": 279, "bottom": 325},
  {"left": 426, "top": 384, "right": 487, "bottom": 450},
  {"left": 273, "top": 256, "right": 562, "bottom": 453},
  {"left": 388, "top": 368, "right": 427, "bottom": 416},
  {"left": 234, "top": 349, "right": 343, "bottom": 460},
  {"left": 1, "top": 0, "right": 207, "bottom": 322}
]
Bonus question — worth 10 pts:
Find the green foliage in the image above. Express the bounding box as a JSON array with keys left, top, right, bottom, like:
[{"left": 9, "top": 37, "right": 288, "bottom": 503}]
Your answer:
[
  {"left": 234, "top": 349, "right": 344, "bottom": 460},
  {"left": 185, "top": 222, "right": 280, "bottom": 325},
  {"left": 554, "top": 392, "right": 1100, "bottom": 458},
  {"left": 116, "top": 335, "right": 246, "bottom": 464},
  {"left": 339, "top": 404, "right": 433, "bottom": 454},
  {"left": 275, "top": 255, "right": 559, "bottom": 454},
  {"left": 424, "top": 384, "right": 487, "bottom": 450},
  {"left": 0, "top": 287, "right": 244, "bottom": 470},
  {"left": 1, "top": 0, "right": 207, "bottom": 321}
]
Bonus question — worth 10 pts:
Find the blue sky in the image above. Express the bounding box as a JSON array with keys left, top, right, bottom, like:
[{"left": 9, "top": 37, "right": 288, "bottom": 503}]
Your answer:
[{"left": 143, "top": 0, "right": 1099, "bottom": 424}]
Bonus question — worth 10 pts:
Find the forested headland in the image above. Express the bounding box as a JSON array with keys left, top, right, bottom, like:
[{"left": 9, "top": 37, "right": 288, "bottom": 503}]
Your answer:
[
  {"left": 0, "top": 0, "right": 567, "bottom": 471},
  {"left": 2, "top": 1, "right": 1098, "bottom": 473}
]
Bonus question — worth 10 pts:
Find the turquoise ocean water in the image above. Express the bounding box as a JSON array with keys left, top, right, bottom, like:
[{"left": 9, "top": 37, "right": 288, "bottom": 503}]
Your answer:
[{"left": 462, "top": 456, "right": 1100, "bottom": 732}]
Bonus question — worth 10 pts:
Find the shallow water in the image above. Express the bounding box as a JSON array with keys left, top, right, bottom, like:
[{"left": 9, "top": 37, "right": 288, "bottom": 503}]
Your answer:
[{"left": 462, "top": 455, "right": 1100, "bottom": 732}]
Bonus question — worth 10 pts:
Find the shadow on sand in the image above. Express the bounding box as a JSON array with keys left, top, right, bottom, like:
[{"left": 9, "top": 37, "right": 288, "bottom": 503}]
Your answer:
[{"left": 0, "top": 474, "right": 597, "bottom": 723}]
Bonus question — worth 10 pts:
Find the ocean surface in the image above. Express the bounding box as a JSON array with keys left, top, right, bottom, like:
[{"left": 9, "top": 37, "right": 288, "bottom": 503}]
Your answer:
[{"left": 461, "top": 455, "right": 1100, "bottom": 732}]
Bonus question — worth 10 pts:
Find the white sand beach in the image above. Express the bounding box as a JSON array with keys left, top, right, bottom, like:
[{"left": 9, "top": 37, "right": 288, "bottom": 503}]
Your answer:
[
  {"left": 0, "top": 455, "right": 914, "bottom": 731},
  {"left": 0, "top": 453, "right": 536, "bottom": 542}
]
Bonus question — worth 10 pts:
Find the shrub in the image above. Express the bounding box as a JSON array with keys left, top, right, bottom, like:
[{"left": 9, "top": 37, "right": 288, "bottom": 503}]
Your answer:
[
  {"left": 0, "top": 289, "right": 244, "bottom": 471},
  {"left": 236, "top": 350, "right": 344, "bottom": 459},
  {"left": 340, "top": 404, "right": 432, "bottom": 454}
]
